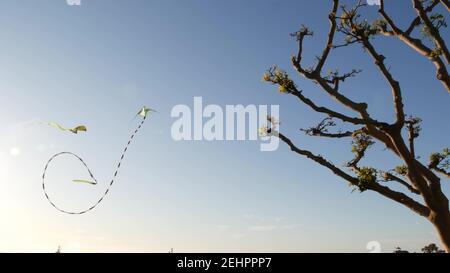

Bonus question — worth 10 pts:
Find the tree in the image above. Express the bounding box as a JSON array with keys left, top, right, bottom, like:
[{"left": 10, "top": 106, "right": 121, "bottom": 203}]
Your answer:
[
  {"left": 422, "top": 243, "right": 445, "bottom": 253},
  {"left": 261, "top": 0, "right": 450, "bottom": 252},
  {"left": 392, "top": 243, "right": 445, "bottom": 253}
]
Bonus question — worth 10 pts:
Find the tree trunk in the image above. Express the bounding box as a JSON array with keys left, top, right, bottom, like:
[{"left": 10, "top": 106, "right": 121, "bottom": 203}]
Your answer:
[{"left": 430, "top": 210, "right": 450, "bottom": 252}]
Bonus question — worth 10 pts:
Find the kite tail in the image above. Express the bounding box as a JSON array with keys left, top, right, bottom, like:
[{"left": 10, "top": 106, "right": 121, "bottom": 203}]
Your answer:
[{"left": 42, "top": 115, "right": 147, "bottom": 215}]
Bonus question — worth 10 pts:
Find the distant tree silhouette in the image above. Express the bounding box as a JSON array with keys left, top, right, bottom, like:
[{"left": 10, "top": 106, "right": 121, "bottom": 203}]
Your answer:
[
  {"left": 393, "top": 243, "right": 445, "bottom": 253},
  {"left": 421, "top": 243, "right": 445, "bottom": 253},
  {"left": 261, "top": 0, "right": 450, "bottom": 252}
]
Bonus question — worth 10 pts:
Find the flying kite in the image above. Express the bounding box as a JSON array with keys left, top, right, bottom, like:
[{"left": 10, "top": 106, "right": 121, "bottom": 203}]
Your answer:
[
  {"left": 137, "top": 106, "right": 158, "bottom": 117},
  {"left": 43, "top": 122, "right": 87, "bottom": 134},
  {"left": 42, "top": 106, "right": 156, "bottom": 215}
]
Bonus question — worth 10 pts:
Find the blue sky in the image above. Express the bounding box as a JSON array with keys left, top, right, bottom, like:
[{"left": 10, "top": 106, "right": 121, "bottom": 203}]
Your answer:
[{"left": 0, "top": 0, "right": 448, "bottom": 252}]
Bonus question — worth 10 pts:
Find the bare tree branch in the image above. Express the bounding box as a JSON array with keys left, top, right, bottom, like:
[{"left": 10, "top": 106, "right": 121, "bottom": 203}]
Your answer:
[
  {"left": 289, "top": 1, "right": 387, "bottom": 128},
  {"left": 276, "top": 131, "right": 430, "bottom": 217},
  {"left": 405, "top": 116, "right": 422, "bottom": 159},
  {"left": 405, "top": 0, "right": 440, "bottom": 36},
  {"left": 277, "top": 131, "right": 358, "bottom": 183},
  {"left": 360, "top": 38, "right": 405, "bottom": 127},
  {"left": 381, "top": 171, "right": 421, "bottom": 194},
  {"left": 300, "top": 117, "right": 357, "bottom": 138},
  {"left": 378, "top": 0, "right": 450, "bottom": 93},
  {"left": 315, "top": 0, "right": 339, "bottom": 73},
  {"left": 412, "top": 0, "right": 450, "bottom": 64},
  {"left": 290, "top": 88, "right": 370, "bottom": 125},
  {"left": 367, "top": 182, "right": 430, "bottom": 217},
  {"left": 433, "top": 167, "right": 450, "bottom": 178},
  {"left": 263, "top": 67, "right": 376, "bottom": 126}
]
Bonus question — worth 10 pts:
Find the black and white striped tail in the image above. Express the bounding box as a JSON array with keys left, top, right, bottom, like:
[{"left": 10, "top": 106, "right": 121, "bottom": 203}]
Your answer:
[{"left": 42, "top": 115, "right": 147, "bottom": 215}]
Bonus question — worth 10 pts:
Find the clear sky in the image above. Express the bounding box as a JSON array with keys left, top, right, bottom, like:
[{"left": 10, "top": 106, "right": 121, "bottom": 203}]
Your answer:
[{"left": 0, "top": 0, "right": 448, "bottom": 252}]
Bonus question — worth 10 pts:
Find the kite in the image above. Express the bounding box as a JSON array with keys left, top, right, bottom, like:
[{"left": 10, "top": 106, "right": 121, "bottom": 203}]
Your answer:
[
  {"left": 43, "top": 122, "right": 87, "bottom": 134},
  {"left": 137, "top": 106, "right": 158, "bottom": 117},
  {"left": 42, "top": 106, "right": 155, "bottom": 215}
]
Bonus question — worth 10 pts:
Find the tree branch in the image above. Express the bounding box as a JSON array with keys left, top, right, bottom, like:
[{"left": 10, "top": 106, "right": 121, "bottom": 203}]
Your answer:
[
  {"left": 412, "top": 0, "right": 450, "bottom": 64},
  {"left": 289, "top": 88, "right": 369, "bottom": 125},
  {"left": 346, "top": 131, "right": 374, "bottom": 171},
  {"left": 290, "top": 2, "right": 390, "bottom": 129},
  {"left": 405, "top": 0, "right": 440, "bottom": 36},
  {"left": 276, "top": 131, "right": 430, "bottom": 217},
  {"left": 300, "top": 117, "right": 357, "bottom": 138},
  {"left": 428, "top": 148, "right": 450, "bottom": 179},
  {"left": 433, "top": 167, "right": 450, "bottom": 178},
  {"left": 381, "top": 172, "right": 421, "bottom": 194},
  {"left": 378, "top": 0, "right": 450, "bottom": 93},
  {"left": 315, "top": 0, "right": 339, "bottom": 73},
  {"left": 405, "top": 116, "right": 422, "bottom": 159},
  {"left": 277, "top": 131, "right": 359, "bottom": 183},
  {"left": 367, "top": 182, "right": 430, "bottom": 217},
  {"left": 262, "top": 67, "right": 372, "bottom": 126},
  {"left": 360, "top": 37, "right": 405, "bottom": 127}
]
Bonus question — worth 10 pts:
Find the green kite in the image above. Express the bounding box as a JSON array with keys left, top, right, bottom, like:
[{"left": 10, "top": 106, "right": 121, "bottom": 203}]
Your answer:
[
  {"left": 44, "top": 122, "right": 87, "bottom": 134},
  {"left": 42, "top": 106, "right": 155, "bottom": 215}
]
